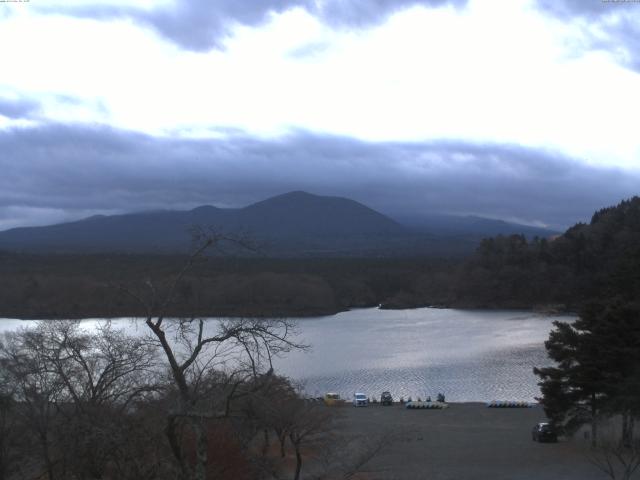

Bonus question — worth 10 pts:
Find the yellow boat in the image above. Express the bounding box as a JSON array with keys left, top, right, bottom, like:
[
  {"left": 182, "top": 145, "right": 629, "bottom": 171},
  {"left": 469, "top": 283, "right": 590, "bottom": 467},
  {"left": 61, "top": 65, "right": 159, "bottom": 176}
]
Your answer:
[{"left": 324, "top": 392, "right": 342, "bottom": 406}]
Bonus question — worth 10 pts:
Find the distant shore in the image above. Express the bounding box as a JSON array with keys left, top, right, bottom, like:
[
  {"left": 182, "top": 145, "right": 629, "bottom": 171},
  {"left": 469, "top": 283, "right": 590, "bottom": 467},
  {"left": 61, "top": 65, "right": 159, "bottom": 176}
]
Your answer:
[{"left": 0, "top": 303, "right": 577, "bottom": 321}]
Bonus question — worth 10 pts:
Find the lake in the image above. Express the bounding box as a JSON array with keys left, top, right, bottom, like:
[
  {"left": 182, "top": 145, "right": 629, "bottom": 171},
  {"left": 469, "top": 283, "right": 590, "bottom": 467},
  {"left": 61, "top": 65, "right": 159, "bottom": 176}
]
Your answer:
[
  {"left": 0, "top": 308, "right": 572, "bottom": 402},
  {"left": 273, "top": 308, "right": 571, "bottom": 402}
]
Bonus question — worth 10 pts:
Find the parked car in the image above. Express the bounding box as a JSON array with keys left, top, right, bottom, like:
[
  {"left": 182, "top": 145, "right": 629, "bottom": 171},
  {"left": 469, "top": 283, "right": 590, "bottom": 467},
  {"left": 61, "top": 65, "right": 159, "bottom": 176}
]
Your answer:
[
  {"left": 380, "top": 391, "right": 393, "bottom": 406},
  {"left": 324, "top": 392, "right": 341, "bottom": 406},
  {"left": 532, "top": 422, "right": 558, "bottom": 442},
  {"left": 353, "top": 393, "right": 368, "bottom": 407}
]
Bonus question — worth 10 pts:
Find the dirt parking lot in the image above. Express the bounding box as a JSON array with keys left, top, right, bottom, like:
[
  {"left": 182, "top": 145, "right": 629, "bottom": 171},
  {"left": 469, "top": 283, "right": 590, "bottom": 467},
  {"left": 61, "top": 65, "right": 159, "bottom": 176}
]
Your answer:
[{"left": 334, "top": 403, "right": 604, "bottom": 480}]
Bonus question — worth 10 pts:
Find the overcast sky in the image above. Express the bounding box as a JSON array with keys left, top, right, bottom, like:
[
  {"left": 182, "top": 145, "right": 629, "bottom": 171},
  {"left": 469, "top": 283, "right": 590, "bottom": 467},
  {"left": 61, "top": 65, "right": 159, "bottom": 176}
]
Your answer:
[{"left": 0, "top": 0, "right": 638, "bottom": 231}]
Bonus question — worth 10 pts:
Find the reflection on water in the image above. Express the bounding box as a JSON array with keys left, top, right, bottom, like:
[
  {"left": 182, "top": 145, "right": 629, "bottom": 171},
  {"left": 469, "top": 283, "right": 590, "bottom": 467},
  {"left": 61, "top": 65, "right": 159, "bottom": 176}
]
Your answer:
[
  {"left": 286, "top": 346, "right": 551, "bottom": 402},
  {"left": 272, "top": 308, "right": 573, "bottom": 402},
  {"left": 0, "top": 308, "right": 573, "bottom": 402}
]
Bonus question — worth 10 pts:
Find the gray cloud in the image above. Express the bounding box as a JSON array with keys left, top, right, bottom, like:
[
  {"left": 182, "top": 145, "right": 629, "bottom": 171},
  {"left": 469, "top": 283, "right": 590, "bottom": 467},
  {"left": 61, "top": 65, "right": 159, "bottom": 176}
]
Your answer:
[
  {"left": 286, "top": 41, "right": 333, "bottom": 60},
  {"left": 37, "top": 0, "right": 467, "bottom": 51},
  {"left": 0, "top": 98, "right": 40, "bottom": 120},
  {"left": 536, "top": 0, "right": 621, "bottom": 18},
  {"left": 134, "top": 0, "right": 308, "bottom": 51},
  {"left": 0, "top": 124, "right": 637, "bottom": 231},
  {"left": 536, "top": 0, "right": 640, "bottom": 71},
  {"left": 311, "top": 0, "right": 467, "bottom": 28}
]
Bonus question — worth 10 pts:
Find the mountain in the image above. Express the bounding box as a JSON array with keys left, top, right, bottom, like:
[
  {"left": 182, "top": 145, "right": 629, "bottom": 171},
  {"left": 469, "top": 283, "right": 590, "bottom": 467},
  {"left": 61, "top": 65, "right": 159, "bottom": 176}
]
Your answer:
[
  {"left": 0, "top": 191, "right": 557, "bottom": 256},
  {"left": 396, "top": 213, "right": 557, "bottom": 239},
  {"left": 225, "top": 191, "right": 403, "bottom": 238},
  {"left": 0, "top": 192, "right": 408, "bottom": 255}
]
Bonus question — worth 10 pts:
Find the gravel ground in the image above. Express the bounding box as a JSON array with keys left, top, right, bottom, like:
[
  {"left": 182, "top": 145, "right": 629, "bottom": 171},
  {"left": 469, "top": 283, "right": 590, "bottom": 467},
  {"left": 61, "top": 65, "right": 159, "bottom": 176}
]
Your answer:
[{"left": 334, "top": 403, "right": 605, "bottom": 480}]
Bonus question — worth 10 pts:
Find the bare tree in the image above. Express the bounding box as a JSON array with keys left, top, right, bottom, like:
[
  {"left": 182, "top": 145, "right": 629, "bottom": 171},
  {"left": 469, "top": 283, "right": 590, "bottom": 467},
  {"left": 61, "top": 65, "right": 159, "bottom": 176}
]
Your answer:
[
  {"left": 284, "top": 400, "right": 335, "bottom": 480},
  {"left": 251, "top": 375, "right": 299, "bottom": 459},
  {"left": 0, "top": 321, "right": 162, "bottom": 480},
  {"left": 120, "top": 232, "right": 306, "bottom": 480},
  {"left": 0, "top": 387, "right": 17, "bottom": 480},
  {"left": 0, "top": 328, "right": 65, "bottom": 480},
  {"left": 32, "top": 320, "right": 158, "bottom": 410},
  {"left": 38, "top": 320, "right": 159, "bottom": 479},
  {"left": 588, "top": 437, "right": 640, "bottom": 480}
]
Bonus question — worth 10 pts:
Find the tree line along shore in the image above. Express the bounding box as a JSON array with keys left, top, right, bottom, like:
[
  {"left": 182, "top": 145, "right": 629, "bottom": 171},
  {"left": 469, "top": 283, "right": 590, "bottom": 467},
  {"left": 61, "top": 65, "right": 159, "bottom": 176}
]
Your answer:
[
  {"left": 0, "top": 197, "right": 639, "bottom": 479},
  {"left": 1, "top": 198, "right": 638, "bottom": 319}
]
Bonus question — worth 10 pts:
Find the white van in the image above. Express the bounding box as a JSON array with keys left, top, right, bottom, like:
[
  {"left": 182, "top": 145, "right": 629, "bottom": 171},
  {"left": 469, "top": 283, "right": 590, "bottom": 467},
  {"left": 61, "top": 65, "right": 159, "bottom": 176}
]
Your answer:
[{"left": 353, "top": 393, "right": 368, "bottom": 407}]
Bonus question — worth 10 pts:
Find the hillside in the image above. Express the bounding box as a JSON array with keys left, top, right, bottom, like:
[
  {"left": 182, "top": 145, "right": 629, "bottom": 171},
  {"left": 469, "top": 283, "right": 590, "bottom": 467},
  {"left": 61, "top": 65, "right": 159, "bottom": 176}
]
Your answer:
[
  {"left": 0, "top": 191, "right": 556, "bottom": 257},
  {"left": 0, "top": 197, "right": 635, "bottom": 319},
  {"left": 432, "top": 196, "right": 640, "bottom": 309},
  {"left": 0, "top": 192, "right": 408, "bottom": 255}
]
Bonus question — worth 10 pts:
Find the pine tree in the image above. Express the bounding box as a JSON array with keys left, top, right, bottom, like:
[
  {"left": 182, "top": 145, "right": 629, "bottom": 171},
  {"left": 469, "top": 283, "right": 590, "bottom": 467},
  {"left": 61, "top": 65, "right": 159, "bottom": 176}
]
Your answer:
[
  {"left": 535, "top": 318, "right": 607, "bottom": 446},
  {"left": 535, "top": 301, "right": 640, "bottom": 446}
]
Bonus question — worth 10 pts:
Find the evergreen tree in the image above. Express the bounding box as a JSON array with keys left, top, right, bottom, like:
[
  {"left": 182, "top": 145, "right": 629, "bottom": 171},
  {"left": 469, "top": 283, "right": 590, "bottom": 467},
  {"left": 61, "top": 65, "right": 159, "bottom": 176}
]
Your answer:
[
  {"left": 586, "top": 302, "right": 640, "bottom": 446},
  {"left": 535, "top": 301, "right": 640, "bottom": 446},
  {"left": 535, "top": 319, "right": 607, "bottom": 445}
]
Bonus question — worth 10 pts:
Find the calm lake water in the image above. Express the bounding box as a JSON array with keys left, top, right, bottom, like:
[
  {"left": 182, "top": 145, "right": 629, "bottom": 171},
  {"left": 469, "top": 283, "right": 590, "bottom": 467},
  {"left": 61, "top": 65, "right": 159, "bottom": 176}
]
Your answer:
[
  {"left": 272, "top": 308, "right": 573, "bottom": 402},
  {"left": 0, "top": 308, "right": 573, "bottom": 402}
]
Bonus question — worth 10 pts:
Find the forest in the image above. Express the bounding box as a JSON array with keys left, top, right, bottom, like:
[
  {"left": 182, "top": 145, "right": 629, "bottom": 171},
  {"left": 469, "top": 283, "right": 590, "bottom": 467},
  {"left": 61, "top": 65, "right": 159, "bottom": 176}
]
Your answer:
[
  {"left": 1, "top": 197, "right": 639, "bottom": 318},
  {"left": 0, "top": 198, "right": 639, "bottom": 479}
]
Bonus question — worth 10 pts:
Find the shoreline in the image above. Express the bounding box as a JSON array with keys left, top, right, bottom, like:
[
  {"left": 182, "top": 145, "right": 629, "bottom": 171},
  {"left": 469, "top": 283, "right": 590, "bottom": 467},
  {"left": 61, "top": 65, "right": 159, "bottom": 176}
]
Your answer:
[{"left": 0, "top": 303, "right": 576, "bottom": 321}]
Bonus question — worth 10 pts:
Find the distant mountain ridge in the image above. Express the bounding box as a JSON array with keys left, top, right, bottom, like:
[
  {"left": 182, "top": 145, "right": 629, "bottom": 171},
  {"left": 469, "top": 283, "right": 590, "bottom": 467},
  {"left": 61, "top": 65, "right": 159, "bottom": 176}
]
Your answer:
[
  {"left": 396, "top": 213, "right": 556, "bottom": 238},
  {"left": 0, "top": 191, "right": 557, "bottom": 256}
]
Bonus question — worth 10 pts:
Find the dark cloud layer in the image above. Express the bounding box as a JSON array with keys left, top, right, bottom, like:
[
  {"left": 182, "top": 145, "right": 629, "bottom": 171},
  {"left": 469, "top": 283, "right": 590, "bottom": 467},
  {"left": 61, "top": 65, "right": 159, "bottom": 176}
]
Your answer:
[
  {"left": 37, "top": 0, "right": 467, "bottom": 51},
  {"left": 0, "top": 98, "right": 40, "bottom": 120},
  {"left": 536, "top": 0, "right": 640, "bottom": 71},
  {"left": 536, "top": 0, "right": 640, "bottom": 19},
  {"left": 0, "top": 124, "right": 637, "bottom": 231},
  {"left": 311, "top": 0, "right": 467, "bottom": 28}
]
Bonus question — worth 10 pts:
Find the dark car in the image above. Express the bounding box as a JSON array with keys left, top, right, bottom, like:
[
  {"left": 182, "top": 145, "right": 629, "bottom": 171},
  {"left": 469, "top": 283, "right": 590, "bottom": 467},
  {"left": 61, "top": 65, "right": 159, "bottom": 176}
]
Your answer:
[
  {"left": 532, "top": 423, "right": 558, "bottom": 442},
  {"left": 381, "top": 391, "right": 393, "bottom": 406}
]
